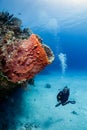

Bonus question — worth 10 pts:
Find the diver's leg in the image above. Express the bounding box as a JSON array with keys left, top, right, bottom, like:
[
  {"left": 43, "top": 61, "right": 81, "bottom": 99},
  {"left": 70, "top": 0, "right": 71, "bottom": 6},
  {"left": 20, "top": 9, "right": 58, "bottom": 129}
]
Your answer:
[
  {"left": 62, "top": 101, "right": 70, "bottom": 106},
  {"left": 62, "top": 101, "right": 76, "bottom": 106},
  {"left": 62, "top": 101, "right": 76, "bottom": 105}
]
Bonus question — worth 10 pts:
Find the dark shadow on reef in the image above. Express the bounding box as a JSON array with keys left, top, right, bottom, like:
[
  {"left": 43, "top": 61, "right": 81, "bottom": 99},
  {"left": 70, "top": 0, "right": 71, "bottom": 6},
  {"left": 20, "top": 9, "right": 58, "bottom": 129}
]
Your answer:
[
  {"left": 0, "top": 78, "right": 35, "bottom": 130},
  {"left": 0, "top": 87, "right": 25, "bottom": 130}
]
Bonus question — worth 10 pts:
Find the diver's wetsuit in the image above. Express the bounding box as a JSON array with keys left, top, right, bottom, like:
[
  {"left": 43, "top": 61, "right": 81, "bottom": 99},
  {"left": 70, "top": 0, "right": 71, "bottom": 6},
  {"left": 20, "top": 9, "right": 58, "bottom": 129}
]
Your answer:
[
  {"left": 55, "top": 86, "right": 76, "bottom": 107},
  {"left": 57, "top": 88, "right": 70, "bottom": 105}
]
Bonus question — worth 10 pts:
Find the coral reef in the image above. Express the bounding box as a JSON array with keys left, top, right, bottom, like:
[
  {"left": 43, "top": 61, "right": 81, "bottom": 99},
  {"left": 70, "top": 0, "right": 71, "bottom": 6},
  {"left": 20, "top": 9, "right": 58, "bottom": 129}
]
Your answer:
[
  {"left": 0, "top": 71, "right": 28, "bottom": 101},
  {"left": 0, "top": 11, "right": 54, "bottom": 98}
]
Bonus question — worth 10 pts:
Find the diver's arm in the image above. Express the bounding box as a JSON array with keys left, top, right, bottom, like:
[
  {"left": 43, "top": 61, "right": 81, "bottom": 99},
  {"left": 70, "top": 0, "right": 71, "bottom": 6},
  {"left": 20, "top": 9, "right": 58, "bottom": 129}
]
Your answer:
[{"left": 55, "top": 102, "right": 61, "bottom": 107}]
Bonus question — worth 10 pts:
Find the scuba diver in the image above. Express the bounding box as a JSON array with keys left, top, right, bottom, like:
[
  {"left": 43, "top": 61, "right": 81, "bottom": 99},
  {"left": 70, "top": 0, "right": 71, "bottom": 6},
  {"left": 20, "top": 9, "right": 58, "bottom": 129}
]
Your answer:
[{"left": 55, "top": 86, "right": 76, "bottom": 107}]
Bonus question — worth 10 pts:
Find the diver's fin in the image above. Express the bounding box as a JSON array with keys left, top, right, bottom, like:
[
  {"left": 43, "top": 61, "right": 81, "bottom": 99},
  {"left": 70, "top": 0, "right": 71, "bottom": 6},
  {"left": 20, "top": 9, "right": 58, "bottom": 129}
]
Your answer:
[{"left": 69, "top": 100, "right": 76, "bottom": 104}]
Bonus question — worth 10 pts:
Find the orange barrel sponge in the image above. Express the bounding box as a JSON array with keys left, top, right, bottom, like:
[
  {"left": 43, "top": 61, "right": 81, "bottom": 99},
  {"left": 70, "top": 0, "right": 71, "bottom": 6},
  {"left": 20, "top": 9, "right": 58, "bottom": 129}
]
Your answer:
[{"left": 0, "top": 34, "right": 54, "bottom": 83}]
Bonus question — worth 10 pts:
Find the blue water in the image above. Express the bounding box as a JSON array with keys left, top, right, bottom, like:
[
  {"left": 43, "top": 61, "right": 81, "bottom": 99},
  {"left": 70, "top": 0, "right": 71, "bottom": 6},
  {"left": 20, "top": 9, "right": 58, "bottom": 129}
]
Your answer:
[{"left": 0, "top": 0, "right": 87, "bottom": 130}]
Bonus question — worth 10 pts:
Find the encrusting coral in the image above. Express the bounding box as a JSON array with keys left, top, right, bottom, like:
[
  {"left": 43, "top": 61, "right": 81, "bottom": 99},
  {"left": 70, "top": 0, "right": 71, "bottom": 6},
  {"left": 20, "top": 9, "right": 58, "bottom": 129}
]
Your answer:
[{"left": 0, "top": 11, "right": 54, "bottom": 98}]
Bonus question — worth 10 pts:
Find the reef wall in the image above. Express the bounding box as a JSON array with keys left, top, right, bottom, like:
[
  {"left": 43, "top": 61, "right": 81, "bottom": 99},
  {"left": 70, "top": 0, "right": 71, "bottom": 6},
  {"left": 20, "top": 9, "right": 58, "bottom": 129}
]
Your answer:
[{"left": 0, "top": 12, "right": 54, "bottom": 98}]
